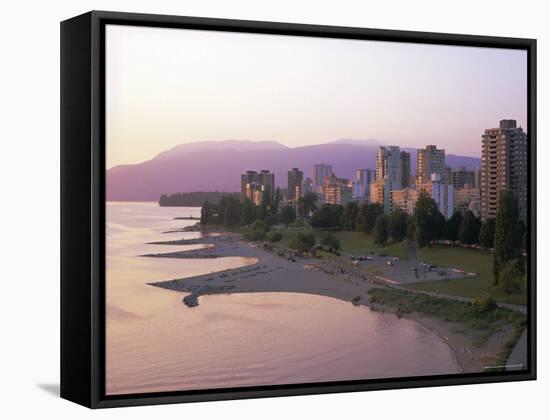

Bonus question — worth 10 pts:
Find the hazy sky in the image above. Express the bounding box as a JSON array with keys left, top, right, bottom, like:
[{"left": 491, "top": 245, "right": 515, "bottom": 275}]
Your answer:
[{"left": 106, "top": 24, "right": 527, "bottom": 169}]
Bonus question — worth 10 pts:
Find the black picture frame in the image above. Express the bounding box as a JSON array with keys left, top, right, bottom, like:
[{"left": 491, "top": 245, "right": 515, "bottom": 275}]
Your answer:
[{"left": 60, "top": 10, "right": 537, "bottom": 409}]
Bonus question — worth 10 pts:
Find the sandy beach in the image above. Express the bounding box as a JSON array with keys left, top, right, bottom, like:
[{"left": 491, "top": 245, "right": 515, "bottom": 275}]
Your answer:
[
  {"left": 144, "top": 229, "right": 523, "bottom": 374},
  {"left": 144, "top": 233, "right": 376, "bottom": 306}
]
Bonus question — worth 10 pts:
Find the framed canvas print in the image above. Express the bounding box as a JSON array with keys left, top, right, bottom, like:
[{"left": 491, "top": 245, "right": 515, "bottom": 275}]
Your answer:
[{"left": 60, "top": 11, "right": 536, "bottom": 408}]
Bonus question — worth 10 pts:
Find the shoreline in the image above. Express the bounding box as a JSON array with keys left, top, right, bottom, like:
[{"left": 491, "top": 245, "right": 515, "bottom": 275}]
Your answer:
[{"left": 145, "top": 229, "right": 524, "bottom": 374}]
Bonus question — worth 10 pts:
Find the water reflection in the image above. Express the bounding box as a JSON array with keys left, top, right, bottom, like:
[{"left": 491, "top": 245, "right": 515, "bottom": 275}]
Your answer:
[{"left": 106, "top": 202, "right": 458, "bottom": 395}]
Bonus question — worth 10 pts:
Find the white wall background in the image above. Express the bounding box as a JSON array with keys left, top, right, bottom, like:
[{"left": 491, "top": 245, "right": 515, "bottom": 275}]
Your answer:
[{"left": 1, "top": 0, "right": 547, "bottom": 418}]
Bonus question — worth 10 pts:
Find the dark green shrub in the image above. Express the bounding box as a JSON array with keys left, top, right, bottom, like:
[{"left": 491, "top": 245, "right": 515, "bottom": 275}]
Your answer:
[
  {"left": 471, "top": 296, "right": 497, "bottom": 313},
  {"left": 268, "top": 232, "right": 283, "bottom": 242}
]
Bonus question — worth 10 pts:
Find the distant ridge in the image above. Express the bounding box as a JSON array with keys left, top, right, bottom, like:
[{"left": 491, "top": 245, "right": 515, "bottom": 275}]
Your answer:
[
  {"left": 152, "top": 139, "right": 288, "bottom": 161},
  {"left": 107, "top": 140, "right": 481, "bottom": 201},
  {"left": 327, "top": 138, "right": 383, "bottom": 146}
]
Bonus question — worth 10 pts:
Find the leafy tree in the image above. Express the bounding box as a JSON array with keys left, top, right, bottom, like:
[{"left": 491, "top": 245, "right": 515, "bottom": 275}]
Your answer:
[
  {"left": 239, "top": 198, "right": 257, "bottom": 226},
  {"left": 406, "top": 216, "right": 416, "bottom": 241},
  {"left": 479, "top": 219, "right": 496, "bottom": 248},
  {"left": 245, "top": 219, "right": 269, "bottom": 241},
  {"left": 272, "top": 187, "right": 281, "bottom": 215},
  {"left": 494, "top": 191, "right": 523, "bottom": 284},
  {"left": 200, "top": 200, "right": 215, "bottom": 226},
  {"left": 342, "top": 202, "right": 359, "bottom": 230},
  {"left": 356, "top": 203, "right": 384, "bottom": 234},
  {"left": 290, "top": 232, "right": 316, "bottom": 253},
  {"left": 499, "top": 259, "right": 523, "bottom": 300},
  {"left": 373, "top": 214, "right": 390, "bottom": 246},
  {"left": 268, "top": 231, "right": 283, "bottom": 242},
  {"left": 331, "top": 205, "right": 344, "bottom": 228},
  {"left": 434, "top": 211, "right": 446, "bottom": 240},
  {"left": 471, "top": 296, "right": 497, "bottom": 313},
  {"left": 320, "top": 232, "right": 341, "bottom": 253},
  {"left": 289, "top": 218, "right": 307, "bottom": 229},
  {"left": 251, "top": 219, "right": 268, "bottom": 232},
  {"left": 264, "top": 214, "right": 278, "bottom": 226},
  {"left": 388, "top": 208, "right": 408, "bottom": 242},
  {"left": 444, "top": 211, "right": 463, "bottom": 241},
  {"left": 217, "top": 196, "right": 227, "bottom": 224},
  {"left": 298, "top": 192, "right": 318, "bottom": 218},
  {"left": 310, "top": 204, "right": 344, "bottom": 229},
  {"left": 413, "top": 191, "right": 440, "bottom": 248},
  {"left": 221, "top": 196, "right": 241, "bottom": 227},
  {"left": 279, "top": 205, "right": 297, "bottom": 227},
  {"left": 216, "top": 196, "right": 234, "bottom": 226},
  {"left": 258, "top": 185, "right": 272, "bottom": 219},
  {"left": 458, "top": 210, "right": 481, "bottom": 245}
]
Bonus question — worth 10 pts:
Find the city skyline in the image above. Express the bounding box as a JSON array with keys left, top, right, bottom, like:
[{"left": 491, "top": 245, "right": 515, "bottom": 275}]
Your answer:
[
  {"left": 237, "top": 119, "right": 528, "bottom": 223},
  {"left": 106, "top": 25, "right": 527, "bottom": 169},
  {"left": 106, "top": 118, "right": 515, "bottom": 202}
]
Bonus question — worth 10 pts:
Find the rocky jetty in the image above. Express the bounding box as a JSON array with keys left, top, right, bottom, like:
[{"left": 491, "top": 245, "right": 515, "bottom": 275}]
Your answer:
[
  {"left": 149, "top": 283, "right": 236, "bottom": 308},
  {"left": 146, "top": 238, "right": 202, "bottom": 245},
  {"left": 161, "top": 222, "right": 202, "bottom": 234}
]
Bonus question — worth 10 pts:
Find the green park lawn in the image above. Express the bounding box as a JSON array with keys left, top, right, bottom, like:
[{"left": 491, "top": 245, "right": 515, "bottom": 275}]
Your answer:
[
  {"left": 406, "top": 246, "right": 527, "bottom": 305},
  {"left": 326, "top": 230, "right": 408, "bottom": 259},
  {"left": 277, "top": 228, "right": 407, "bottom": 259}
]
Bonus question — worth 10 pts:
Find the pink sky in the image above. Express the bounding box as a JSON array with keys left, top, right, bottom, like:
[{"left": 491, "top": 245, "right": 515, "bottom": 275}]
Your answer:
[{"left": 106, "top": 24, "right": 527, "bottom": 168}]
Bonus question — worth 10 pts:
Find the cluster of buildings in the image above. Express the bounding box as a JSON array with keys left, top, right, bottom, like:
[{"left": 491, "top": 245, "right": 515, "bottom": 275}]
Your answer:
[
  {"left": 240, "top": 170, "right": 275, "bottom": 205},
  {"left": 367, "top": 145, "right": 464, "bottom": 219},
  {"left": 240, "top": 120, "right": 527, "bottom": 222},
  {"left": 480, "top": 119, "right": 528, "bottom": 222}
]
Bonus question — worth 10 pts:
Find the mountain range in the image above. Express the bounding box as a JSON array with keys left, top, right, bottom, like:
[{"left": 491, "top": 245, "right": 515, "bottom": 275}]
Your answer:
[{"left": 106, "top": 139, "right": 481, "bottom": 201}]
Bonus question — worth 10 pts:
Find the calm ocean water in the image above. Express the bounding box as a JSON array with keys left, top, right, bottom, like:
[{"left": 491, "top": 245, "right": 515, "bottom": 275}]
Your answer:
[{"left": 106, "top": 201, "right": 458, "bottom": 395}]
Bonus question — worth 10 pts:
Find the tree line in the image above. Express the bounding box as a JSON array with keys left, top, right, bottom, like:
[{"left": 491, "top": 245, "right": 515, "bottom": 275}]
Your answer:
[
  {"left": 199, "top": 189, "right": 523, "bottom": 254},
  {"left": 200, "top": 186, "right": 299, "bottom": 228},
  {"left": 408, "top": 190, "right": 526, "bottom": 295},
  {"left": 199, "top": 188, "right": 526, "bottom": 294},
  {"left": 492, "top": 191, "right": 527, "bottom": 295},
  {"left": 300, "top": 191, "right": 496, "bottom": 250}
]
